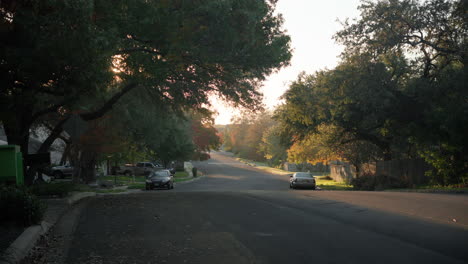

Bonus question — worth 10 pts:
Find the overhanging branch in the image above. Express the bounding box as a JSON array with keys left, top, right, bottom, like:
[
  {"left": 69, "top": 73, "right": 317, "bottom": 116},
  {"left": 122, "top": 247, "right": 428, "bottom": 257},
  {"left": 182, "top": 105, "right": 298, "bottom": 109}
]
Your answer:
[{"left": 80, "top": 83, "right": 138, "bottom": 121}]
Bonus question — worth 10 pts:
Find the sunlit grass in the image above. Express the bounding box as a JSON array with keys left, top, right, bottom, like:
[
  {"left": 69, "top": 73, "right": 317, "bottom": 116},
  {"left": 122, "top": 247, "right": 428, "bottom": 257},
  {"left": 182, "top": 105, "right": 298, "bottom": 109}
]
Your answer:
[
  {"left": 236, "top": 158, "right": 291, "bottom": 175},
  {"left": 315, "top": 176, "right": 353, "bottom": 190}
]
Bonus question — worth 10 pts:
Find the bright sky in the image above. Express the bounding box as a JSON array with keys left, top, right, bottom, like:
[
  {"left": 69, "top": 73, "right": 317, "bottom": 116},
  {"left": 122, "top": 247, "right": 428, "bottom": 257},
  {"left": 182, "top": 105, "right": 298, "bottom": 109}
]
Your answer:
[{"left": 212, "top": 0, "right": 362, "bottom": 125}]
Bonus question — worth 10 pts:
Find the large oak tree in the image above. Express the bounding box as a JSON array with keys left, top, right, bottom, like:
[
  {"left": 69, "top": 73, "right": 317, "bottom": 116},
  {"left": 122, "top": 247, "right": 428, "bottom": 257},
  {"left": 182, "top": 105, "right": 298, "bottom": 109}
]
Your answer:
[{"left": 1, "top": 0, "right": 291, "bottom": 183}]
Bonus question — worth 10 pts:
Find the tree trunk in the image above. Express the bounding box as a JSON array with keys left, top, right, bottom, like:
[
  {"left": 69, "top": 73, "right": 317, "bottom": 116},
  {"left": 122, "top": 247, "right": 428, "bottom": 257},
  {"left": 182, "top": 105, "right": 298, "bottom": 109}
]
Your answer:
[
  {"left": 354, "top": 163, "right": 361, "bottom": 178},
  {"left": 69, "top": 144, "right": 97, "bottom": 184},
  {"left": 60, "top": 143, "right": 71, "bottom": 165},
  {"left": 383, "top": 146, "right": 392, "bottom": 161},
  {"left": 79, "top": 150, "right": 97, "bottom": 184}
]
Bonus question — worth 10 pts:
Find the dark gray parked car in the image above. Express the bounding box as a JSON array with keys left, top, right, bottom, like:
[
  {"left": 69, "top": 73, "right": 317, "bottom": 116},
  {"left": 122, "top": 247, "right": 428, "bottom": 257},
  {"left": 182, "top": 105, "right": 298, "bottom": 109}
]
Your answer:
[{"left": 145, "top": 170, "right": 174, "bottom": 190}]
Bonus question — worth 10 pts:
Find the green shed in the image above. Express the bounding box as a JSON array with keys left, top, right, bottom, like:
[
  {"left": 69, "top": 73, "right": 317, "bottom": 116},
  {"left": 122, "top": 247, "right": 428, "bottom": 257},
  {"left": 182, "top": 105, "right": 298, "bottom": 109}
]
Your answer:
[{"left": 0, "top": 145, "right": 24, "bottom": 185}]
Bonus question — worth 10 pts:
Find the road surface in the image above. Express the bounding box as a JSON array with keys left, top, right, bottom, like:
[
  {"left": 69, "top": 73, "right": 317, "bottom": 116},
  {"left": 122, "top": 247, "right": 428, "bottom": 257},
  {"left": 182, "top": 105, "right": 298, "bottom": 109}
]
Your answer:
[{"left": 28, "top": 151, "right": 468, "bottom": 264}]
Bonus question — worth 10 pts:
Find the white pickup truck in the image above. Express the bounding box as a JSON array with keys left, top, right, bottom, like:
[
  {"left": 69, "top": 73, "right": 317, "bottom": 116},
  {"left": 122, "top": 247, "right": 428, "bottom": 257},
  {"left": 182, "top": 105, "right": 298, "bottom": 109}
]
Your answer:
[{"left": 115, "top": 162, "right": 164, "bottom": 176}]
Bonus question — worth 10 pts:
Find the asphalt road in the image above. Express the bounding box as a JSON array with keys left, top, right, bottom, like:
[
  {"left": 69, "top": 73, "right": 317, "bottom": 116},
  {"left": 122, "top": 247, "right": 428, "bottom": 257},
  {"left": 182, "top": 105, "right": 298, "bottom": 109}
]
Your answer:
[{"left": 33, "top": 151, "right": 468, "bottom": 264}]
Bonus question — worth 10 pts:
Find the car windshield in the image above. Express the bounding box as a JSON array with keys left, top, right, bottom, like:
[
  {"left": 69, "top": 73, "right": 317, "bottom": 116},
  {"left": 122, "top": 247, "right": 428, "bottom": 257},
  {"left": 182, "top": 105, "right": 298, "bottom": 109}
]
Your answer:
[
  {"left": 296, "top": 173, "right": 313, "bottom": 178},
  {"left": 150, "top": 171, "right": 169, "bottom": 177}
]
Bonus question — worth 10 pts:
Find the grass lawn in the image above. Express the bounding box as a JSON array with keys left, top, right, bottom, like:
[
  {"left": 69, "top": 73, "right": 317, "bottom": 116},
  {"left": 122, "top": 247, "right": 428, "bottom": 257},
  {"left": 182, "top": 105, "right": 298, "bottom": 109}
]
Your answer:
[
  {"left": 96, "top": 189, "right": 128, "bottom": 193},
  {"left": 99, "top": 175, "right": 146, "bottom": 184},
  {"left": 127, "top": 183, "right": 145, "bottom": 189},
  {"left": 173, "top": 171, "right": 194, "bottom": 183},
  {"left": 315, "top": 176, "right": 353, "bottom": 190},
  {"left": 30, "top": 182, "right": 95, "bottom": 197},
  {"left": 174, "top": 171, "right": 189, "bottom": 178},
  {"left": 174, "top": 177, "right": 193, "bottom": 183}
]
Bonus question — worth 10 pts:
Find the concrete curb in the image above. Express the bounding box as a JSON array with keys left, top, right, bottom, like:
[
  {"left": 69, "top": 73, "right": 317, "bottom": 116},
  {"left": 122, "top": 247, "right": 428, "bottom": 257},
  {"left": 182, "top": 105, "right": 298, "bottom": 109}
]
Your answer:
[
  {"left": 67, "top": 192, "right": 96, "bottom": 205},
  {"left": 175, "top": 173, "right": 205, "bottom": 185},
  {"left": 0, "top": 192, "right": 96, "bottom": 264},
  {"left": 174, "top": 176, "right": 204, "bottom": 186}
]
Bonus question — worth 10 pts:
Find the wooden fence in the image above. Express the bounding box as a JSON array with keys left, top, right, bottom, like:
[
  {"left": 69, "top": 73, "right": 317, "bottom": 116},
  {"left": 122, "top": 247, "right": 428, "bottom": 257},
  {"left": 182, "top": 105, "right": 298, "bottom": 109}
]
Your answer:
[
  {"left": 283, "top": 162, "right": 329, "bottom": 173},
  {"left": 330, "top": 159, "right": 431, "bottom": 185},
  {"left": 376, "top": 159, "right": 431, "bottom": 185}
]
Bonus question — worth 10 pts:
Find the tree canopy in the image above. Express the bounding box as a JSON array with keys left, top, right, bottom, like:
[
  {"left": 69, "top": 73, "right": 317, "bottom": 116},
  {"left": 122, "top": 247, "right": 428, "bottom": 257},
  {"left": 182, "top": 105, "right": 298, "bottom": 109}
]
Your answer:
[
  {"left": 274, "top": 0, "right": 467, "bottom": 184},
  {"left": 0, "top": 0, "right": 291, "bottom": 183}
]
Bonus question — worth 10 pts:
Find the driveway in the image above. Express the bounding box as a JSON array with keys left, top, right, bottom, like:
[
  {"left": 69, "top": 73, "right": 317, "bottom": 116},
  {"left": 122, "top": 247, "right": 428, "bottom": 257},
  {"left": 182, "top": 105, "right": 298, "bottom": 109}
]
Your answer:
[{"left": 26, "top": 151, "right": 468, "bottom": 264}]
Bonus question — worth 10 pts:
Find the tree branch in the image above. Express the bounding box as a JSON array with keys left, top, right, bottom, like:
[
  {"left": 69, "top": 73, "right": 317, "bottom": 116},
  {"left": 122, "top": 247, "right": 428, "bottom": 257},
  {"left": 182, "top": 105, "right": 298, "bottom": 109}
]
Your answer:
[
  {"left": 36, "top": 116, "right": 71, "bottom": 153},
  {"left": 118, "top": 48, "right": 163, "bottom": 56},
  {"left": 31, "top": 101, "right": 67, "bottom": 124},
  {"left": 80, "top": 83, "right": 138, "bottom": 121}
]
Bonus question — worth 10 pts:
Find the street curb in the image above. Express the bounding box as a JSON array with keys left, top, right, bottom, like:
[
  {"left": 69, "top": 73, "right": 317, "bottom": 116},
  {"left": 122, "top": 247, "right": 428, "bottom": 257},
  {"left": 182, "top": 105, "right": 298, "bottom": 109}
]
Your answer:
[
  {"left": 175, "top": 174, "right": 205, "bottom": 185},
  {"left": 0, "top": 192, "right": 96, "bottom": 264},
  {"left": 67, "top": 192, "right": 96, "bottom": 205}
]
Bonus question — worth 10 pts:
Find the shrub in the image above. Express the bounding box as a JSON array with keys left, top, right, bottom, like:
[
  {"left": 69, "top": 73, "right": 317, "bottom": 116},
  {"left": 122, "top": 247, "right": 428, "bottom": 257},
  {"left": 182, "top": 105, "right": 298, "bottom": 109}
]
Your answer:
[
  {"left": 0, "top": 185, "right": 46, "bottom": 226},
  {"left": 192, "top": 152, "right": 211, "bottom": 161},
  {"left": 199, "top": 153, "right": 211, "bottom": 161},
  {"left": 351, "top": 173, "right": 410, "bottom": 191},
  {"left": 351, "top": 173, "right": 377, "bottom": 191},
  {"left": 29, "top": 182, "right": 76, "bottom": 197},
  {"left": 374, "top": 174, "right": 410, "bottom": 190}
]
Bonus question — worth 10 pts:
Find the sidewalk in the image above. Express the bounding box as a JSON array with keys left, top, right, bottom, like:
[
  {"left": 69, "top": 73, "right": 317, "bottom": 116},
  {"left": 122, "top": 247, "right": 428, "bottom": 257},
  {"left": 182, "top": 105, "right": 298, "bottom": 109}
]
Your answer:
[
  {"left": 0, "top": 170, "right": 204, "bottom": 263},
  {"left": 0, "top": 192, "right": 95, "bottom": 264}
]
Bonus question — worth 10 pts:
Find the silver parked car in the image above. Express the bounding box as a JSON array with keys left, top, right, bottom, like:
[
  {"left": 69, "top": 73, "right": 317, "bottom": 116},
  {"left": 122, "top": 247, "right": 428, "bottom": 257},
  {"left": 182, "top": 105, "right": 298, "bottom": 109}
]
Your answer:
[
  {"left": 51, "top": 164, "right": 74, "bottom": 179},
  {"left": 289, "top": 172, "right": 316, "bottom": 189}
]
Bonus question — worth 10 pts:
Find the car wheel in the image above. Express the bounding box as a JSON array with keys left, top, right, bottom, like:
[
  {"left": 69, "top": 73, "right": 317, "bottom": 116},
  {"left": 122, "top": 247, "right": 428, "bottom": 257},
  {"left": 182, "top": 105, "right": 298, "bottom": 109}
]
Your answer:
[
  {"left": 171, "top": 183, "right": 174, "bottom": 189},
  {"left": 53, "top": 171, "right": 64, "bottom": 179},
  {"left": 145, "top": 184, "right": 150, "bottom": 190},
  {"left": 311, "top": 186, "right": 316, "bottom": 190}
]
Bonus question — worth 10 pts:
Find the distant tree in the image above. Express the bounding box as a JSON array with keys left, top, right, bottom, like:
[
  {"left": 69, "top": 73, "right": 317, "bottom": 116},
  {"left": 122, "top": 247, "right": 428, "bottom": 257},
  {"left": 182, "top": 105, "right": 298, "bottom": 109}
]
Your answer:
[
  {"left": 258, "top": 124, "right": 287, "bottom": 166},
  {"left": 276, "top": 61, "right": 402, "bottom": 161},
  {"left": 191, "top": 114, "right": 221, "bottom": 155},
  {"left": 223, "top": 111, "right": 277, "bottom": 162}
]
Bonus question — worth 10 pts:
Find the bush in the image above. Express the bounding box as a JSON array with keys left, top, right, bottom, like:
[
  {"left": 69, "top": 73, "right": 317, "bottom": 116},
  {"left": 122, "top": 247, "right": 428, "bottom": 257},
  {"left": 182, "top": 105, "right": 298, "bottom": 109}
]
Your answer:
[
  {"left": 351, "top": 174, "right": 377, "bottom": 191},
  {"left": 30, "top": 182, "right": 76, "bottom": 197},
  {"left": 0, "top": 185, "right": 46, "bottom": 226},
  {"left": 351, "top": 173, "right": 410, "bottom": 191}
]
